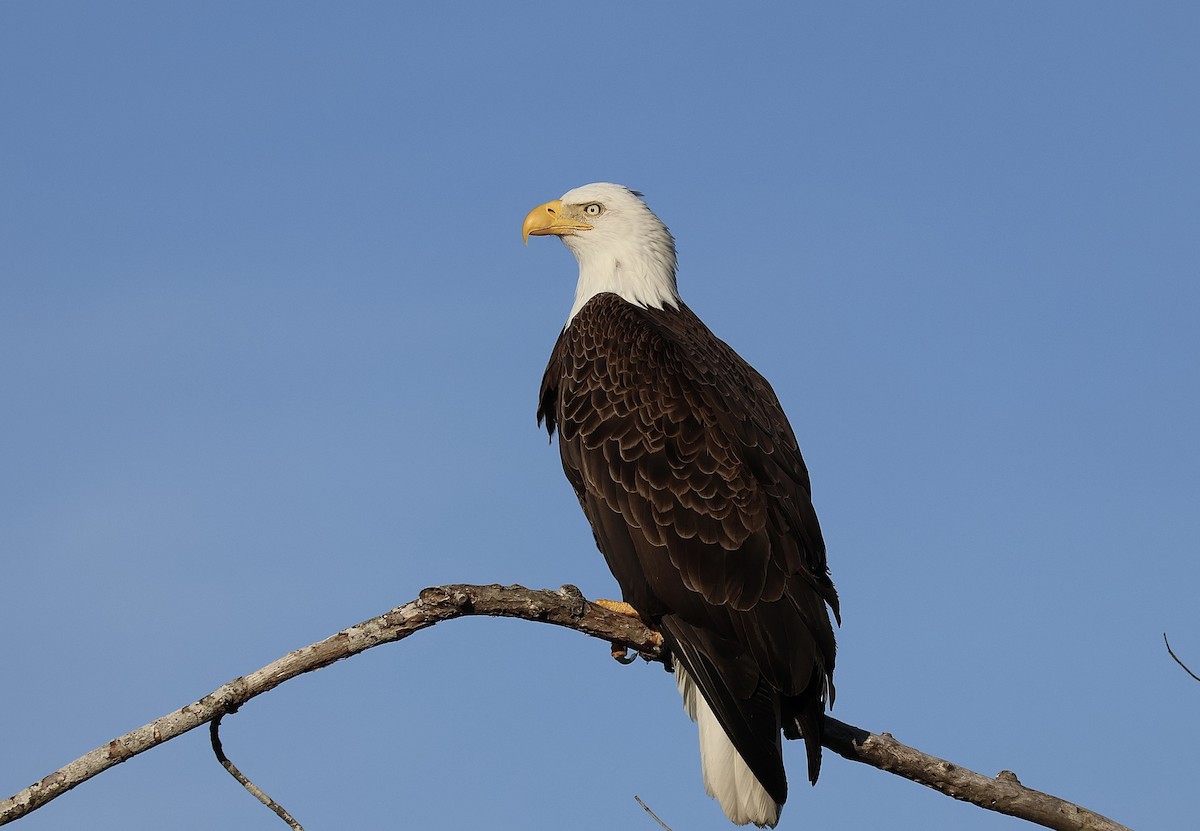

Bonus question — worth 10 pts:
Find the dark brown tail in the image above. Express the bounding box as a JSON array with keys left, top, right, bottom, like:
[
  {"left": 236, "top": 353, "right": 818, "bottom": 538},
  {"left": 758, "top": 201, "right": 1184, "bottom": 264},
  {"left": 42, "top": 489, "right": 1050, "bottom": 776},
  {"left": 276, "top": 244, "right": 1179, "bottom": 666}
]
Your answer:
[{"left": 784, "top": 701, "right": 824, "bottom": 785}]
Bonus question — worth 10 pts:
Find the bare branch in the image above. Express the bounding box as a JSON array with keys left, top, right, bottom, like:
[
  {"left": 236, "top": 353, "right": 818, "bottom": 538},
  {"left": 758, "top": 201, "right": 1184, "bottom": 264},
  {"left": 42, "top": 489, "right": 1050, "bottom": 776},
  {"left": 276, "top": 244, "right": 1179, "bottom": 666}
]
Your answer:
[
  {"left": 0, "top": 584, "right": 649, "bottom": 826},
  {"left": 1163, "top": 633, "right": 1200, "bottom": 683},
  {"left": 1, "top": 584, "right": 1132, "bottom": 831},
  {"left": 210, "top": 714, "right": 303, "bottom": 830},
  {"left": 821, "top": 719, "right": 1130, "bottom": 831}
]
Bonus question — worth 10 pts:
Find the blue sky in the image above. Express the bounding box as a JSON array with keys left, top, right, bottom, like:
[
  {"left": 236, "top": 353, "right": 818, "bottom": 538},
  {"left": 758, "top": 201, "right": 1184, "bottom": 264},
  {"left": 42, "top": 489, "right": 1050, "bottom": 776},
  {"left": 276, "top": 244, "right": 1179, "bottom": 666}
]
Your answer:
[{"left": 2, "top": 3, "right": 1197, "bottom": 829}]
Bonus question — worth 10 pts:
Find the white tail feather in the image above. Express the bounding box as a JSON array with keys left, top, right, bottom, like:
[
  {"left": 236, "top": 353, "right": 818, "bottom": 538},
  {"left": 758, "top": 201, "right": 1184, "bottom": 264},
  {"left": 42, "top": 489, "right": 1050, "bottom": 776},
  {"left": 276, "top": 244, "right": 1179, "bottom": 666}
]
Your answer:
[{"left": 675, "top": 660, "right": 782, "bottom": 828}]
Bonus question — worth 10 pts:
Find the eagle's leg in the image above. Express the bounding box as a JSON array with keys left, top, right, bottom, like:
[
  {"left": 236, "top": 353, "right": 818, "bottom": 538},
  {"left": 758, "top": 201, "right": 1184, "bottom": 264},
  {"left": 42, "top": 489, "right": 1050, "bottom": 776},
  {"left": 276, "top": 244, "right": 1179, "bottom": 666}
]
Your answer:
[{"left": 594, "top": 599, "right": 664, "bottom": 663}]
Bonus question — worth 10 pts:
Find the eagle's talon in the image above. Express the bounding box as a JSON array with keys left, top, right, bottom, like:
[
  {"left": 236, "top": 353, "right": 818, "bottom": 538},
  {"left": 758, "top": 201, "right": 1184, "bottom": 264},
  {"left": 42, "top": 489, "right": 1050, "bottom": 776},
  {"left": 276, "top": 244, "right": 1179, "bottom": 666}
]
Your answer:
[
  {"left": 595, "top": 599, "right": 664, "bottom": 651},
  {"left": 611, "top": 643, "right": 637, "bottom": 664}
]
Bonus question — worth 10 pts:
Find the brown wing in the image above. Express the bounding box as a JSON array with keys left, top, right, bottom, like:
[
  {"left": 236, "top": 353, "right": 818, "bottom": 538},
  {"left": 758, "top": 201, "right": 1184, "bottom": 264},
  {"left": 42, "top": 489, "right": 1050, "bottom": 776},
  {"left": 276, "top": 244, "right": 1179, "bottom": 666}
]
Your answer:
[{"left": 538, "top": 293, "right": 837, "bottom": 798}]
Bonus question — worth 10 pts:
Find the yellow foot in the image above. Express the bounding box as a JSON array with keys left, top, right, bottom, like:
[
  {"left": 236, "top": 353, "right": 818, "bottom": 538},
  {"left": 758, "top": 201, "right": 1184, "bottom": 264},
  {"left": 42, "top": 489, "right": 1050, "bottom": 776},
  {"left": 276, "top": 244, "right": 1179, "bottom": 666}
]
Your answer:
[
  {"left": 594, "top": 599, "right": 641, "bottom": 617},
  {"left": 594, "top": 599, "right": 665, "bottom": 660}
]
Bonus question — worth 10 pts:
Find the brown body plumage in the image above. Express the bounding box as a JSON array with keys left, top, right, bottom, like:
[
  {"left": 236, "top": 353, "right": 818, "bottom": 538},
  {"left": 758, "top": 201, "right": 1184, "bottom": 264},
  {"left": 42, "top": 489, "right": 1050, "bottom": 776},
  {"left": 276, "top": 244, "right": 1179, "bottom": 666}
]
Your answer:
[{"left": 538, "top": 294, "right": 838, "bottom": 812}]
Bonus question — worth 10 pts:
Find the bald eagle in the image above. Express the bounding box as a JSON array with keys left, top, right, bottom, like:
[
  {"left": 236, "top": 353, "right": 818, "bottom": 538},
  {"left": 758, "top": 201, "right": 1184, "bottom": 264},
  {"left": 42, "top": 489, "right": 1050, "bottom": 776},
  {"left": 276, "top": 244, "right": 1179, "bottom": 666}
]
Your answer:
[{"left": 524, "top": 184, "right": 838, "bottom": 827}]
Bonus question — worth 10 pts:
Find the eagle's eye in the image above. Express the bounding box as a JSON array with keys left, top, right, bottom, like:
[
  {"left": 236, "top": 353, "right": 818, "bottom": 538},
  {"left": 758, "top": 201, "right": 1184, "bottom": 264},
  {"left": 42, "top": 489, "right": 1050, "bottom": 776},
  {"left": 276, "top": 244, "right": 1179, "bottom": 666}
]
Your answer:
[{"left": 583, "top": 202, "right": 604, "bottom": 217}]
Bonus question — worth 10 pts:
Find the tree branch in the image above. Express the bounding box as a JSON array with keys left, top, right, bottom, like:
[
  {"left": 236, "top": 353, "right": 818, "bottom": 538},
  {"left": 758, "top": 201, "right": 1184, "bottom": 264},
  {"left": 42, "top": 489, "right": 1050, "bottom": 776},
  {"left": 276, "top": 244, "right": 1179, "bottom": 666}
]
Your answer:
[
  {"left": 1163, "top": 633, "right": 1200, "bottom": 684},
  {"left": 821, "top": 719, "right": 1129, "bottom": 831},
  {"left": 0, "top": 584, "right": 1131, "bottom": 830}
]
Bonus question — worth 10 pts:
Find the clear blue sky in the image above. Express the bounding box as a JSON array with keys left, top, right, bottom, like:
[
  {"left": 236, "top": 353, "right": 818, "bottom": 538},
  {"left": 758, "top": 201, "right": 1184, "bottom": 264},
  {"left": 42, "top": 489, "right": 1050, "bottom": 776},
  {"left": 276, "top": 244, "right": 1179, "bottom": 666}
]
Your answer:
[{"left": 2, "top": 3, "right": 1197, "bottom": 829}]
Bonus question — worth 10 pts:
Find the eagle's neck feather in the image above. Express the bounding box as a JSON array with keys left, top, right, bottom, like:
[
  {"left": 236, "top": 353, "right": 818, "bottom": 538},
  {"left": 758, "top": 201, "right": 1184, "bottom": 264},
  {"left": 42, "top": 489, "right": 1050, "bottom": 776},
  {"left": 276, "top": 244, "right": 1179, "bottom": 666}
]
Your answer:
[{"left": 565, "top": 236, "right": 679, "bottom": 324}]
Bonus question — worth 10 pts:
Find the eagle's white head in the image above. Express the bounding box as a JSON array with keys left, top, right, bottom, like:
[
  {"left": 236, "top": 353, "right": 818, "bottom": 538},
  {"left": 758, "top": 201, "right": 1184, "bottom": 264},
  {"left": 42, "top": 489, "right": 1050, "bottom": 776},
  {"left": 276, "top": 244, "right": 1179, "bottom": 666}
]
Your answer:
[{"left": 523, "top": 183, "right": 680, "bottom": 324}]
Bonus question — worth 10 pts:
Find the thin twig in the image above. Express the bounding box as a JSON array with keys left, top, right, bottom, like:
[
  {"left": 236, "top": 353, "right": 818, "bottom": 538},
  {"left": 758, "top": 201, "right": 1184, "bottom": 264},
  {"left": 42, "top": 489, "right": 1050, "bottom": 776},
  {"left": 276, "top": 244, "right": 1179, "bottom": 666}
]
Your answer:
[
  {"left": 210, "top": 713, "right": 304, "bottom": 830},
  {"left": 1, "top": 583, "right": 1134, "bottom": 831},
  {"left": 1163, "top": 633, "right": 1200, "bottom": 683},
  {"left": 635, "top": 795, "right": 675, "bottom": 831}
]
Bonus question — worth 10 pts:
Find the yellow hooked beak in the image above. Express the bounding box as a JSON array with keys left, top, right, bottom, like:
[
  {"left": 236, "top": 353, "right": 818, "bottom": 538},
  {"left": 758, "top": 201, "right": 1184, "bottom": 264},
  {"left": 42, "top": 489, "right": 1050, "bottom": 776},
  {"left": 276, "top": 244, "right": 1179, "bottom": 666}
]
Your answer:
[{"left": 522, "top": 199, "right": 594, "bottom": 244}]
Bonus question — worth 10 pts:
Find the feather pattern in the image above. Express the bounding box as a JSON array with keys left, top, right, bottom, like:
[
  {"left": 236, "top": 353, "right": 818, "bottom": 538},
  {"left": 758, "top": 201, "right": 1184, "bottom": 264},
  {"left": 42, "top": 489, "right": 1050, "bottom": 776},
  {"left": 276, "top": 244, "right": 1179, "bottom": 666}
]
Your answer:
[{"left": 538, "top": 292, "right": 838, "bottom": 826}]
